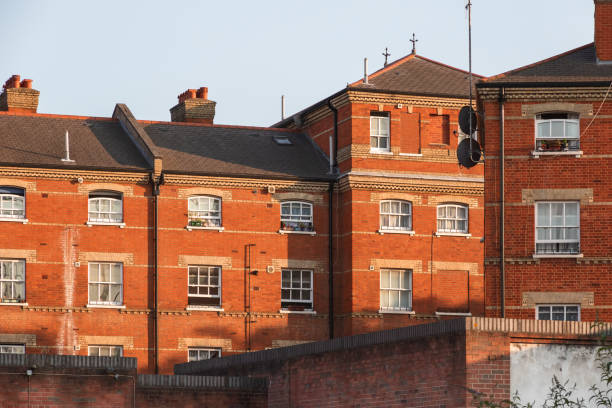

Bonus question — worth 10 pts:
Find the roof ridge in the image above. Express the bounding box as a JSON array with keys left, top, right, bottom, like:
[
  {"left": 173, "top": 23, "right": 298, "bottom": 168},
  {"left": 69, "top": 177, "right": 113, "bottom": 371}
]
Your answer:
[
  {"left": 139, "top": 119, "right": 302, "bottom": 133},
  {"left": 0, "top": 111, "right": 115, "bottom": 121},
  {"left": 481, "top": 42, "right": 594, "bottom": 82}
]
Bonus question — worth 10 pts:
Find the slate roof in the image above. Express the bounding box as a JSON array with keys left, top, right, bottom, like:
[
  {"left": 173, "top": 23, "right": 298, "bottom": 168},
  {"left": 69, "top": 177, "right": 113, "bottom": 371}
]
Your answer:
[
  {"left": 143, "top": 123, "right": 332, "bottom": 180},
  {"left": 350, "top": 54, "right": 482, "bottom": 98},
  {"left": 0, "top": 111, "right": 332, "bottom": 180},
  {"left": 0, "top": 114, "right": 150, "bottom": 171},
  {"left": 274, "top": 53, "right": 480, "bottom": 128},
  {"left": 479, "top": 43, "right": 612, "bottom": 86}
]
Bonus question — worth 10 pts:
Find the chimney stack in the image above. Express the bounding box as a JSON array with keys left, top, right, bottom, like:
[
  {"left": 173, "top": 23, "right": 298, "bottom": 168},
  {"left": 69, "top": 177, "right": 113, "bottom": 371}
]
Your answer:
[
  {"left": 0, "top": 75, "right": 39, "bottom": 113},
  {"left": 595, "top": 0, "right": 612, "bottom": 62},
  {"left": 170, "top": 86, "right": 216, "bottom": 124}
]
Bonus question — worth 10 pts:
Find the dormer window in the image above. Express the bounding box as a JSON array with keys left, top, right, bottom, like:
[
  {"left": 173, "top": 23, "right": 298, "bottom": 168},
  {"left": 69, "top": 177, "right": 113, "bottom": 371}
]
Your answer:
[
  {"left": 535, "top": 113, "right": 579, "bottom": 151},
  {"left": 88, "top": 191, "right": 123, "bottom": 223},
  {"left": 0, "top": 187, "right": 25, "bottom": 220}
]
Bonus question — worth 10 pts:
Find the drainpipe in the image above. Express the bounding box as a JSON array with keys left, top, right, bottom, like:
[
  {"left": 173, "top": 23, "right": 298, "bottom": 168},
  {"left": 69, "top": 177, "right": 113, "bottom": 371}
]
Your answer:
[
  {"left": 327, "top": 98, "right": 338, "bottom": 339},
  {"left": 499, "top": 88, "right": 505, "bottom": 318},
  {"left": 151, "top": 173, "right": 164, "bottom": 373}
]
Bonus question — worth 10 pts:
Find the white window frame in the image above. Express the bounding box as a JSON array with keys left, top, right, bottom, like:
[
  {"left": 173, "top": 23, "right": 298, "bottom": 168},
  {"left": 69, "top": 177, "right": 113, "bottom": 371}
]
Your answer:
[
  {"left": 88, "top": 262, "right": 123, "bottom": 306},
  {"left": 88, "top": 191, "right": 123, "bottom": 224},
  {"left": 536, "top": 304, "right": 580, "bottom": 321},
  {"left": 380, "top": 269, "right": 412, "bottom": 312},
  {"left": 380, "top": 200, "right": 412, "bottom": 232},
  {"left": 0, "top": 187, "right": 25, "bottom": 220},
  {"left": 535, "top": 201, "right": 580, "bottom": 255},
  {"left": 280, "top": 201, "right": 313, "bottom": 232},
  {"left": 88, "top": 345, "right": 123, "bottom": 357},
  {"left": 437, "top": 204, "right": 468, "bottom": 234},
  {"left": 0, "top": 344, "right": 25, "bottom": 354},
  {"left": 187, "top": 196, "right": 222, "bottom": 228},
  {"left": 535, "top": 112, "right": 580, "bottom": 152},
  {"left": 187, "top": 265, "right": 221, "bottom": 308},
  {"left": 0, "top": 259, "right": 25, "bottom": 304},
  {"left": 370, "top": 112, "right": 390, "bottom": 153},
  {"left": 281, "top": 269, "right": 313, "bottom": 311},
  {"left": 188, "top": 347, "right": 221, "bottom": 362}
]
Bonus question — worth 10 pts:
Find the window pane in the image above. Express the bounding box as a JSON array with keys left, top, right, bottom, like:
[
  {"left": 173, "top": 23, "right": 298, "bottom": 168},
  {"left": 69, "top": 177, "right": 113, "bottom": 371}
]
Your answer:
[
  {"left": 537, "top": 122, "right": 550, "bottom": 138},
  {"left": 99, "top": 285, "right": 109, "bottom": 301},
  {"left": 551, "top": 203, "right": 564, "bottom": 226},
  {"left": 536, "top": 227, "right": 549, "bottom": 241},
  {"left": 389, "top": 290, "right": 399, "bottom": 307},
  {"left": 1, "top": 262, "right": 10, "bottom": 279},
  {"left": 551, "top": 121, "right": 564, "bottom": 137},
  {"left": 380, "top": 270, "right": 389, "bottom": 288},
  {"left": 100, "top": 264, "right": 110, "bottom": 281},
  {"left": 400, "top": 291, "right": 410, "bottom": 309},
  {"left": 537, "top": 203, "right": 550, "bottom": 226},
  {"left": 381, "top": 202, "right": 390, "bottom": 213},
  {"left": 89, "top": 284, "right": 98, "bottom": 301},
  {"left": 565, "top": 121, "right": 579, "bottom": 138},
  {"left": 111, "top": 347, "right": 121, "bottom": 357},
  {"left": 437, "top": 207, "right": 445, "bottom": 217},
  {"left": 379, "top": 137, "right": 388, "bottom": 149},
  {"left": 566, "top": 227, "right": 579, "bottom": 240},
  {"left": 566, "top": 307, "right": 579, "bottom": 321},
  {"left": 565, "top": 203, "right": 578, "bottom": 226},
  {"left": 380, "top": 290, "right": 389, "bottom": 308},
  {"left": 110, "top": 285, "right": 121, "bottom": 303},
  {"left": 14, "top": 282, "right": 24, "bottom": 300},
  {"left": 111, "top": 265, "right": 121, "bottom": 283},
  {"left": 281, "top": 289, "right": 290, "bottom": 300},
  {"left": 390, "top": 270, "right": 399, "bottom": 288},
  {"left": 14, "top": 262, "right": 24, "bottom": 280},
  {"left": 111, "top": 200, "right": 121, "bottom": 213},
  {"left": 401, "top": 271, "right": 411, "bottom": 290}
]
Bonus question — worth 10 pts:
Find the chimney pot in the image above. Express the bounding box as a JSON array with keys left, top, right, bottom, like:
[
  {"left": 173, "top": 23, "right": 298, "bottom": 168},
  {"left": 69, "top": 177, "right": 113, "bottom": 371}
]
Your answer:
[
  {"left": 196, "top": 87, "right": 208, "bottom": 99},
  {"left": 170, "top": 86, "right": 216, "bottom": 124},
  {"left": 0, "top": 75, "right": 39, "bottom": 113}
]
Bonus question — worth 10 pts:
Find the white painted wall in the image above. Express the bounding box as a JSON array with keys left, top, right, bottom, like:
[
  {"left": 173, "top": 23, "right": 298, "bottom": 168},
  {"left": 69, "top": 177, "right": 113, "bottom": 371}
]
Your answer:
[{"left": 510, "top": 343, "right": 607, "bottom": 407}]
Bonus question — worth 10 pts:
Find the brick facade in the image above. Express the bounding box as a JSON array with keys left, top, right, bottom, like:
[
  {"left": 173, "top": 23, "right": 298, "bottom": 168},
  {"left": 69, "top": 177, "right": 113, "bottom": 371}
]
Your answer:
[{"left": 0, "top": 53, "right": 484, "bottom": 374}]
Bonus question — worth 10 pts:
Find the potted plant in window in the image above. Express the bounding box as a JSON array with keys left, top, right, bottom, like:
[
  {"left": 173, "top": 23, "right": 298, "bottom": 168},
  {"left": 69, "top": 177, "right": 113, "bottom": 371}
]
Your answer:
[{"left": 561, "top": 139, "right": 568, "bottom": 151}]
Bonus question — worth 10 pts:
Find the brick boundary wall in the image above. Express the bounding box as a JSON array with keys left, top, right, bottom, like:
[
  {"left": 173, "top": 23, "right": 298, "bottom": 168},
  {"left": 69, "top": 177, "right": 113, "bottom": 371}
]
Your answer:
[
  {"left": 177, "top": 317, "right": 612, "bottom": 407},
  {"left": 0, "top": 354, "right": 267, "bottom": 408}
]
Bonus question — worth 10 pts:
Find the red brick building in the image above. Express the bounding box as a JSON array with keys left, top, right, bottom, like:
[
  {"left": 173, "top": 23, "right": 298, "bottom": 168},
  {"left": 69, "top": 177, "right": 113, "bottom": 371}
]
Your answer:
[
  {"left": 0, "top": 51, "right": 484, "bottom": 373},
  {"left": 275, "top": 53, "right": 485, "bottom": 336},
  {"left": 478, "top": 0, "right": 612, "bottom": 322}
]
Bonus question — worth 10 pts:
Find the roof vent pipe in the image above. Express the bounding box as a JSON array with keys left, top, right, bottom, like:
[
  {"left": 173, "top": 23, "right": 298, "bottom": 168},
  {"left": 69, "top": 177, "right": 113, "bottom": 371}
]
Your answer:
[
  {"left": 363, "top": 58, "right": 369, "bottom": 84},
  {"left": 61, "top": 130, "right": 75, "bottom": 163},
  {"left": 281, "top": 95, "right": 285, "bottom": 120}
]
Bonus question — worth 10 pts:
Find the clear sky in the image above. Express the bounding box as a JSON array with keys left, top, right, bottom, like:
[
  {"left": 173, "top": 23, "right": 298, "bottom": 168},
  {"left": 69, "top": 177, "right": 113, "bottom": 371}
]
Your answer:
[{"left": 0, "top": 1, "right": 594, "bottom": 127}]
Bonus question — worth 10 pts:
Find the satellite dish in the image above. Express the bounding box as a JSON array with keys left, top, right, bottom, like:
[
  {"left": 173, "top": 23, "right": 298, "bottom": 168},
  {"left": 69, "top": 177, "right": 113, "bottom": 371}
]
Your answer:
[
  {"left": 457, "top": 138, "right": 482, "bottom": 168},
  {"left": 459, "top": 106, "right": 478, "bottom": 135}
]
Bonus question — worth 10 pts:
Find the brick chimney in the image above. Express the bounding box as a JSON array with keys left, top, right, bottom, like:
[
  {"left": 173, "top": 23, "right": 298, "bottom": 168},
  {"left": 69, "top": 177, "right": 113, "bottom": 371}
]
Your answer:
[
  {"left": 595, "top": 0, "right": 612, "bottom": 62},
  {"left": 0, "top": 75, "right": 40, "bottom": 113},
  {"left": 170, "top": 87, "right": 216, "bottom": 124}
]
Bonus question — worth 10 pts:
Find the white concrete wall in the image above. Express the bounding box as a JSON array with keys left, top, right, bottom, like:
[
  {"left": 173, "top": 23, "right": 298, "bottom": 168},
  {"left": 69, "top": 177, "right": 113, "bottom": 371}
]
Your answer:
[{"left": 510, "top": 343, "right": 607, "bottom": 407}]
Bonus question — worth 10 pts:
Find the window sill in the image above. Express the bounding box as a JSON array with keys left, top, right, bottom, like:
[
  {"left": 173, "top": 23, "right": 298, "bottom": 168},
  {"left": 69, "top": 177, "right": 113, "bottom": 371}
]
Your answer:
[
  {"left": 0, "top": 302, "right": 28, "bottom": 307},
  {"left": 279, "top": 309, "right": 316, "bottom": 315},
  {"left": 186, "top": 306, "right": 224, "bottom": 312},
  {"left": 531, "top": 150, "right": 583, "bottom": 158},
  {"left": 435, "top": 311, "right": 472, "bottom": 317},
  {"left": 185, "top": 226, "right": 224, "bottom": 231},
  {"left": 377, "top": 229, "right": 415, "bottom": 235},
  {"left": 399, "top": 153, "right": 423, "bottom": 157},
  {"left": 379, "top": 309, "right": 415, "bottom": 315},
  {"left": 86, "top": 222, "right": 126, "bottom": 228},
  {"left": 86, "top": 304, "right": 126, "bottom": 309},
  {"left": 0, "top": 218, "right": 28, "bottom": 224},
  {"left": 278, "top": 230, "right": 316, "bottom": 236},
  {"left": 434, "top": 232, "right": 471, "bottom": 238},
  {"left": 369, "top": 150, "right": 393, "bottom": 155},
  {"left": 532, "top": 253, "right": 583, "bottom": 259}
]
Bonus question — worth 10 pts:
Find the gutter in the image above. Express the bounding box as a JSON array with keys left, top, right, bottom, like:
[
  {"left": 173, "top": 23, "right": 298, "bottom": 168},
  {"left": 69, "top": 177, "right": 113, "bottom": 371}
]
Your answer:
[
  {"left": 499, "top": 88, "right": 505, "bottom": 318},
  {"left": 477, "top": 80, "right": 612, "bottom": 89},
  {"left": 150, "top": 172, "right": 164, "bottom": 374},
  {"left": 326, "top": 98, "right": 338, "bottom": 340}
]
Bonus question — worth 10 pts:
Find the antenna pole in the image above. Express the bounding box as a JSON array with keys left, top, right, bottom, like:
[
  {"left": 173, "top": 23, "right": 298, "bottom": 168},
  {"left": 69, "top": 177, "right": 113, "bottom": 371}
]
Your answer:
[
  {"left": 61, "top": 130, "right": 74, "bottom": 163},
  {"left": 466, "top": 0, "right": 474, "bottom": 157}
]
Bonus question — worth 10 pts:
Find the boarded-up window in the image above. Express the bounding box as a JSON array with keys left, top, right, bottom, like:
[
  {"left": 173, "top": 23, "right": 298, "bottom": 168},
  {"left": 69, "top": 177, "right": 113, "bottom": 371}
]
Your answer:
[
  {"left": 427, "top": 114, "right": 450, "bottom": 145},
  {"left": 400, "top": 112, "right": 420, "bottom": 153},
  {"left": 434, "top": 269, "right": 469, "bottom": 313}
]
